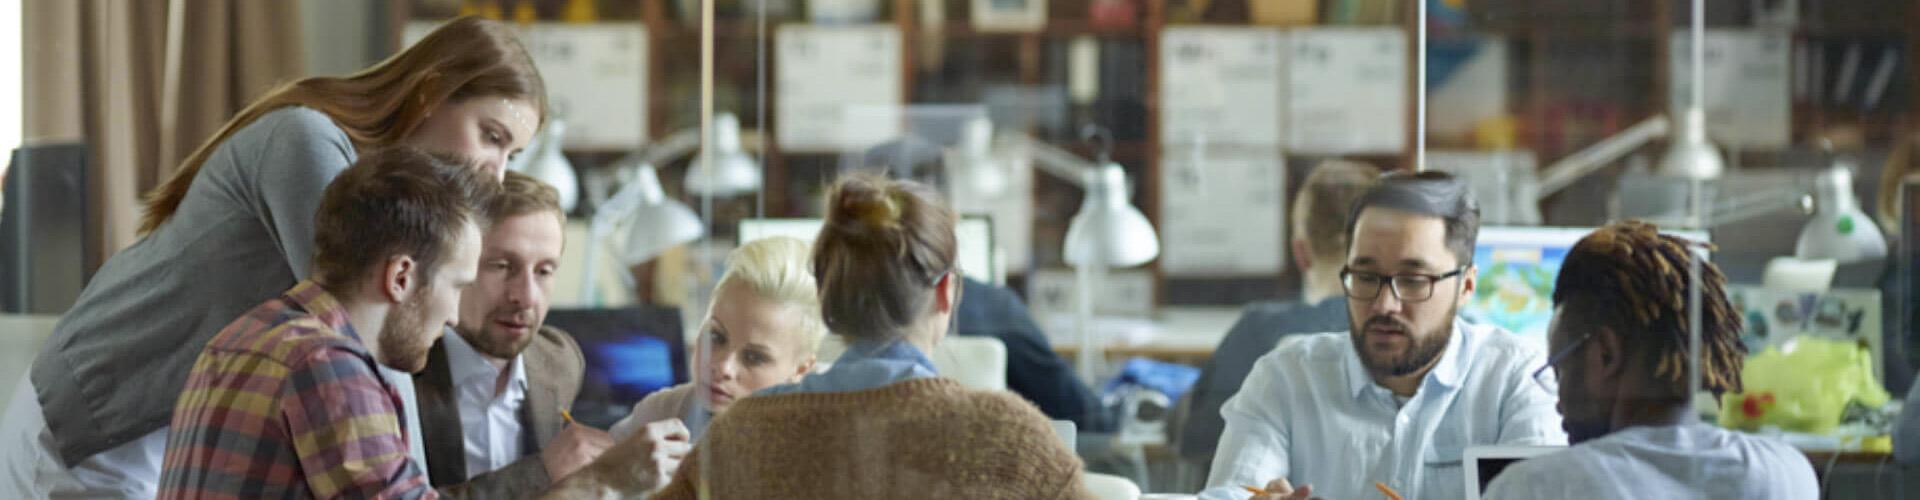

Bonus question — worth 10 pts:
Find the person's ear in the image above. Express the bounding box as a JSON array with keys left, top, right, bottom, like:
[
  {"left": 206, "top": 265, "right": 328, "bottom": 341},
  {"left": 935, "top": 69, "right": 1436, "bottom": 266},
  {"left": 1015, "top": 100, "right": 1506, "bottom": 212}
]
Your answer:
[
  {"left": 792, "top": 355, "right": 817, "bottom": 382},
  {"left": 1459, "top": 264, "right": 1477, "bottom": 297},
  {"left": 1291, "top": 239, "right": 1312, "bottom": 274},
  {"left": 1592, "top": 325, "right": 1627, "bottom": 378},
  {"left": 383, "top": 255, "right": 419, "bottom": 304},
  {"left": 935, "top": 272, "right": 959, "bottom": 314}
]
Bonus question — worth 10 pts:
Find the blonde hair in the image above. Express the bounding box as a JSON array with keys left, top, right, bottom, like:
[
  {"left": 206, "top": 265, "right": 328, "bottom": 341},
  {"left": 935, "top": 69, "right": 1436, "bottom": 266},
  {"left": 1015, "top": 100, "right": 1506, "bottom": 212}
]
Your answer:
[
  {"left": 140, "top": 16, "right": 546, "bottom": 234},
  {"left": 713, "top": 236, "right": 828, "bottom": 355}
]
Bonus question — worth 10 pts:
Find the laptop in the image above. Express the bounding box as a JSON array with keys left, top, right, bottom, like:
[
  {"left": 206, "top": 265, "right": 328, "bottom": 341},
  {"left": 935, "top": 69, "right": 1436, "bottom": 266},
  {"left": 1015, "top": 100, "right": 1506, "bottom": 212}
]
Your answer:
[{"left": 1463, "top": 445, "right": 1562, "bottom": 500}]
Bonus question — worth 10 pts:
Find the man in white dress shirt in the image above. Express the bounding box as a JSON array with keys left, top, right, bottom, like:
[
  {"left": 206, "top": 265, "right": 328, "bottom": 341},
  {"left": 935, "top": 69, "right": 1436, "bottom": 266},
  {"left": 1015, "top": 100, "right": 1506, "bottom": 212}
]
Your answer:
[
  {"left": 1482, "top": 221, "right": 1817, "bottom": 499},
  {"left": 413, "top": 171, "right": 615, "bottom": 497},
  {"left": 1202, "top": 171, "right": 1565, "bottom": 500}
]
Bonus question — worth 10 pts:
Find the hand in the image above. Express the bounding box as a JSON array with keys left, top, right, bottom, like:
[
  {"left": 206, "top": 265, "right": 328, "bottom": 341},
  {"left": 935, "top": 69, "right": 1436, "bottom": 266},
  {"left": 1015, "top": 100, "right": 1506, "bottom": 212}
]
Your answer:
[
  {"left": 1251, "top": 478, "right": 1318, "bottom": 500},
  {"left": 542, "top": 422, "right": 615, "bottom": 481},
  {"left": 600, "top": 419, "right": 694, "bottom": 493}
]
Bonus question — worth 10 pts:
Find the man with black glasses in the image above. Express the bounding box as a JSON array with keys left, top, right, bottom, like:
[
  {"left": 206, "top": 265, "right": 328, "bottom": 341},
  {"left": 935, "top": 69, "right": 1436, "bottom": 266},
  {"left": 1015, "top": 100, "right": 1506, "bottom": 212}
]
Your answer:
[{"left": 1201, "top": 171, "right": 1566, "bottom": 500}]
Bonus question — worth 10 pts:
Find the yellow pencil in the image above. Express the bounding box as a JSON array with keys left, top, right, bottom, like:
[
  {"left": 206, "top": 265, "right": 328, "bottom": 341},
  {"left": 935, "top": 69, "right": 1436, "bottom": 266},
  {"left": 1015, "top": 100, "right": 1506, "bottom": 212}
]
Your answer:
[
  {"left": 560, "top": 407, "right": 575, "bottom": 425},
  {"left": 1243, "top": 485, "right": 1266, "bottom": 495},
  {"left": 1375, "top": 482, "right": 1403, "bottom": 500}
]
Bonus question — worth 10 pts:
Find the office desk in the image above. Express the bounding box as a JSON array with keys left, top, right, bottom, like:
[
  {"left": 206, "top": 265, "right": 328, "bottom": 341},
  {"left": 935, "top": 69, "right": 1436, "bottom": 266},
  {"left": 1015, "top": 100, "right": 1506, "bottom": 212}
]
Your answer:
[{"left": 1045, "top": 307, "right": 1243, "bottom": 367}]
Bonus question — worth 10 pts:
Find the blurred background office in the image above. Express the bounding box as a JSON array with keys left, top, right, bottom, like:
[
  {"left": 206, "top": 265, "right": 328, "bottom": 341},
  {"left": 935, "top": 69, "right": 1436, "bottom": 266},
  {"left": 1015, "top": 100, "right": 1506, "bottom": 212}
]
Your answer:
[{"left": 5, "top": 0, "right": 1920, "bottom": 498}]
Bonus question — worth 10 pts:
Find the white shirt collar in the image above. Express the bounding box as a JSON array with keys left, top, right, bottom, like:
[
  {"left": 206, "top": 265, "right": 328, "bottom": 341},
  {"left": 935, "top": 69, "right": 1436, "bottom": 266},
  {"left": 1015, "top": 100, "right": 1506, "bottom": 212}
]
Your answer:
[{"left": 443, "top": 328, "right": 529, "bottom": 396}]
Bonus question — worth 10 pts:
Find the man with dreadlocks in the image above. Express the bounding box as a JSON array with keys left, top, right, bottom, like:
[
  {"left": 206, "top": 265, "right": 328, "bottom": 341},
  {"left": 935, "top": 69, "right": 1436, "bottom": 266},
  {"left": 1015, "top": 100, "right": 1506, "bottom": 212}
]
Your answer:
[{"left": 1483, "top": 221, "right": 1816, "bottom": 499}]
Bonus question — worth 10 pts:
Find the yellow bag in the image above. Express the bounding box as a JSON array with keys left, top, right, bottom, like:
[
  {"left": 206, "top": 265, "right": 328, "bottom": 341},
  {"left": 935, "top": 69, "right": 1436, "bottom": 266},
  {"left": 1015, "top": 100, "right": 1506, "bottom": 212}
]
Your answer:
[{"left": 1719, "top": 336, "right": 1890, "bottom": 434}]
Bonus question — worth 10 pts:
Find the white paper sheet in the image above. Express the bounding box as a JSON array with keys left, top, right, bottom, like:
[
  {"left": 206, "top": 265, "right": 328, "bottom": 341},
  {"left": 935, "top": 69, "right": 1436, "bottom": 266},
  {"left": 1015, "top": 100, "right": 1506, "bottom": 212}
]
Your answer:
[
  {"left": 776, "top": 25, "right": 904, "bottom": 153},
  {"left": 1159, "top": 27, "right": 1286, "bottom": 148}
]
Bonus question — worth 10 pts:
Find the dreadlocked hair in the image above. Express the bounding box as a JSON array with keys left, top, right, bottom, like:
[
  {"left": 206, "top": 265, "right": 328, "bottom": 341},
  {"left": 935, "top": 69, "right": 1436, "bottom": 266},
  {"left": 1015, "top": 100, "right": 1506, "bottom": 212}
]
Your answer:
[{"left": 1552, "top": 220, "right": 1746, "bottom": 398}]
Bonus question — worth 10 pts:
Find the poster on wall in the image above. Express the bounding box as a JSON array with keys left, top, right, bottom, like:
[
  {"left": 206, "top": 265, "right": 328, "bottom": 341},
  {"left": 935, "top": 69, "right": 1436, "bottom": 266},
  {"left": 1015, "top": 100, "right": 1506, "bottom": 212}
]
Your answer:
[
  {"left": 1157, "top": 149, "right": 1286, "bottom": 276},
  {"left": 1159, "top": 27, "right": 1286, "bottom": 148},
  {"left": 404, "top": 21, "right": 649, "bottom": 149},
  {"left": 776, "top": 25, "right": 904, "bottom": 153}
]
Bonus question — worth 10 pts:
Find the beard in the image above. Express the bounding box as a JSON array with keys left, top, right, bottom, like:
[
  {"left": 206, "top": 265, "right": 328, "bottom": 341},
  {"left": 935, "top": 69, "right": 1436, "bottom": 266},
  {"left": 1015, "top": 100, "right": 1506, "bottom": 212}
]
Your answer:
[
  {"left": 377, "top": 290, "right": 437, "bottom": 373},
  {"left": 456, "top": 308, "right": 539, "bottom": 360},
  {"left": 1350, "top": 300, "right": 1457, "bottom": 378}
]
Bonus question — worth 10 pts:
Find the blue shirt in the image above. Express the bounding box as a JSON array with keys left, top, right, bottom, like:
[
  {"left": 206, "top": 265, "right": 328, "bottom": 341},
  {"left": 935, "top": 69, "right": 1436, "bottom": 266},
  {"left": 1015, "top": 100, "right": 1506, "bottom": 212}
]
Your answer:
[
  {"left": 1200, "top": 319, "right": 1566, "bottom": 500},
  {"left": 756, "top": 338, "right": 938, "bottom": 396}
]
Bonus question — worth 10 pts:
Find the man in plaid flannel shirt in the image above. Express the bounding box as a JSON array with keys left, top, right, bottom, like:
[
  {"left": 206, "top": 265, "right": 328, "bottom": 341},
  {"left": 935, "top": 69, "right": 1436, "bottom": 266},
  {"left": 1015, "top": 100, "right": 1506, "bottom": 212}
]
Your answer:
[{"left": 157, "top": 148, "right": 492, "bottom": 499}]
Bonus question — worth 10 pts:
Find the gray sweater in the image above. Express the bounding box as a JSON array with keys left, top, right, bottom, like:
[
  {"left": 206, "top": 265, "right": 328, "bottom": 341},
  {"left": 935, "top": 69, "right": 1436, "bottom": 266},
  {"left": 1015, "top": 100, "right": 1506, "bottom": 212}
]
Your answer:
[{"left": 31, "top": 107, "right": 356, "bottom": 466}]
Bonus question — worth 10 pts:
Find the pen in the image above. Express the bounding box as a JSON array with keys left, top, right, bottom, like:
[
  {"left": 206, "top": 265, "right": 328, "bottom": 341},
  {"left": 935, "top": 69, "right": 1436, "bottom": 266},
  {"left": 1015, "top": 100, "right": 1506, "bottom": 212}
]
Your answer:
[
  {"left": 560, "top": 407, "right": 575, "bottom": 426},
  {"left": 1242, "top": 485, "right": 1266, "bottom": 495},
  {"left": 1375, "top": 482, "right": 1403, "bottom": 500}
]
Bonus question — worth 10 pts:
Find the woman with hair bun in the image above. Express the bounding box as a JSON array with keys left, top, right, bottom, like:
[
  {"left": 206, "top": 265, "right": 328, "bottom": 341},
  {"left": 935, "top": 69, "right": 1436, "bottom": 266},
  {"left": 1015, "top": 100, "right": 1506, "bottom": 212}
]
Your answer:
[{"left": 646, "top": 174, "right": 1098, "bottom": 499}]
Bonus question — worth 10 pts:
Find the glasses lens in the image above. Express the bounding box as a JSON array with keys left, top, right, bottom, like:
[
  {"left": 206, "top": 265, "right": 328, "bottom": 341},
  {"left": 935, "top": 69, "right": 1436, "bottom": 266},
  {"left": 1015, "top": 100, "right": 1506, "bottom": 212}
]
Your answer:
[
  {"left": 1396, "top": 276, "right": 1435, "bottom": 301},
  {"left": 1532, "top": 366, "right": 1559, "bottom": 395},
  {"left": 1343, "top": 272, "right": 1381, "bottom": 300}
]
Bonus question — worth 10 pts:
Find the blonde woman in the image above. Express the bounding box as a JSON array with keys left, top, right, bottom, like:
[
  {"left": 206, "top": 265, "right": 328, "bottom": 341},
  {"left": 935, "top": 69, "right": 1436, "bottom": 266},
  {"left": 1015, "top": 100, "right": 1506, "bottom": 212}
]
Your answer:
[
  {"left": 609, "top": 236, "right": 826, "bottom": 441},
  {"left": 3, "top": 16, "right": 544, "bottom": 497}
]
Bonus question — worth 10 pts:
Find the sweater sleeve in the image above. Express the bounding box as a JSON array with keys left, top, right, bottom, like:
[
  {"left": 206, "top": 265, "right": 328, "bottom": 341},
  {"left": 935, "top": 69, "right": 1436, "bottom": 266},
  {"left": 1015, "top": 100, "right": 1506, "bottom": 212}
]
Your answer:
[{"left": 247, "top": 107, "right": 355, "bottom": 280}]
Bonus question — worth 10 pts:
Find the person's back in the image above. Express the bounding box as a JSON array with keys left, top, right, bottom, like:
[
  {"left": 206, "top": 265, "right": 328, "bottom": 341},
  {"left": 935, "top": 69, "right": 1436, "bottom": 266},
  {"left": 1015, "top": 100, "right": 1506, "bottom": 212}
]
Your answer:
[
  {"left": 1484, "top": 424, "right": 1816, "bottom": 500},
  {"left": 654, "top": 378, "right": 1094, "bottom": 499}
]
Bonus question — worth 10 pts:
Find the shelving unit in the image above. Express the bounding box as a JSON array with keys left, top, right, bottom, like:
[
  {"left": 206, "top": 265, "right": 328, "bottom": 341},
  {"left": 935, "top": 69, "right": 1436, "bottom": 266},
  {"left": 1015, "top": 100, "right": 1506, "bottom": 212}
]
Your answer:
[{"left": 396, "top": 0, "right": 1916, "bottom": 306}]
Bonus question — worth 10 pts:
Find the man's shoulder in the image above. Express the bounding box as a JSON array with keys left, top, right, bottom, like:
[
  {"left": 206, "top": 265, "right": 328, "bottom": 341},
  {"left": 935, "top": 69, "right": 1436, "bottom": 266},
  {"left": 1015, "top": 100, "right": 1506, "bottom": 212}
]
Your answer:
[
  {"left": 206, "top": 304, "right": 363, "bottom": 368},
  {"left": 1263, "top": 331, "right": 1352, "bottom": 360},
  {"left": 524, "top": 325, "right": 586, "bottom": 386},
  {"left": 1458, "top": 322, "right": 1546, "bottom": 365}
]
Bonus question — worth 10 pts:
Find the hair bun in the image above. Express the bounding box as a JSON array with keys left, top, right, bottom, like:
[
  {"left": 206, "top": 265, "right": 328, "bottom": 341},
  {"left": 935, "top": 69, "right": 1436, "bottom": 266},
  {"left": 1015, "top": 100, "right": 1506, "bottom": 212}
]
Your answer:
[{"left": 830, "top": 176, "right": 903, "bottom": 234}]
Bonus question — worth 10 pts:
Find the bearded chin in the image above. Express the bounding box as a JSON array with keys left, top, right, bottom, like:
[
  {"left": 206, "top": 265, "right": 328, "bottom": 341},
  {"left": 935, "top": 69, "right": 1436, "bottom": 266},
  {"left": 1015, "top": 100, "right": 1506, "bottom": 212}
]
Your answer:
[
  {"left": 378, "top": 292, "right": 434, "bottom": 373},
  {"left": 1356, "top": 299, "right": 1459, "bottom": 377}
]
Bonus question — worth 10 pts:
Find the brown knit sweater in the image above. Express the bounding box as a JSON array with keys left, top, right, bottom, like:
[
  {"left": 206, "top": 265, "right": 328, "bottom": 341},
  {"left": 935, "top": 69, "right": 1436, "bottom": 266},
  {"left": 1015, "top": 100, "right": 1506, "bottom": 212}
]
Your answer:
[{"left": 651, "top": 378, "right": 1098, "bottom": 500}]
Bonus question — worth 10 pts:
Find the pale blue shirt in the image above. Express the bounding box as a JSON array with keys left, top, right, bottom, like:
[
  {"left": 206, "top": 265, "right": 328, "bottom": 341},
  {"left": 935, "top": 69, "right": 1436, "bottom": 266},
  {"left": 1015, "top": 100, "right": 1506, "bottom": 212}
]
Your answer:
[
  {"left": 756, "top": 338, "right": 938, "bottom": 396},
  {"left": 1483, "top": 424, "right": 1817, "bottom": 500},
  {"left": 1200, "top": 319, "right": 1566, "bottom": 500}
]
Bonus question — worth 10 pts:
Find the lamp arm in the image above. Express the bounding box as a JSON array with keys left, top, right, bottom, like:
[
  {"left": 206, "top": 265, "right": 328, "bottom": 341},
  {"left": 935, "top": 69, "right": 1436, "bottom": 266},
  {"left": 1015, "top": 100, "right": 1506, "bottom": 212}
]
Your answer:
[
  {"left": 1536, "top": 115, "right": 1672, "bottom": 200},
  {"left": 1705, "top": 187, "right": 1808, "bottom": 227},
  {"left": 1006, "top": 134, "right": 1099, "bottom": 189},
  {"left": 580, "top": 177, "right": 649, "bottom": 302}
]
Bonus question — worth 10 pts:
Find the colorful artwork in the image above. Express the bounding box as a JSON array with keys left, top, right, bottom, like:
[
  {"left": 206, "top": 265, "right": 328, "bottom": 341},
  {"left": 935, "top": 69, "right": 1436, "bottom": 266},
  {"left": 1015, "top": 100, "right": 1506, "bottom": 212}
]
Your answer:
[{"left": 1466, "top": 244, "right": 1566, "bottom": 340}]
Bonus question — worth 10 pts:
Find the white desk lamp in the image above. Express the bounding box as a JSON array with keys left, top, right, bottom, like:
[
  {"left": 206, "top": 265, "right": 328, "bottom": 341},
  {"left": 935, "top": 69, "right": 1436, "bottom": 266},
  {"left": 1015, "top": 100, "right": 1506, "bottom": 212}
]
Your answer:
[
  {"left": 685, "top": 113, "right": 762, "bottom": 197},
  {"left": 1796, "top": 163, "right": 1888, "bottom": 264},
  {"left": 1015, "top": 127, "right": 1160, "bottom": 383},
  {"left": 580, "top": 165, "right": 707, "bottom": 305},
  {"left": 509, "top": 119, "right": 581, "bottom": 212}
]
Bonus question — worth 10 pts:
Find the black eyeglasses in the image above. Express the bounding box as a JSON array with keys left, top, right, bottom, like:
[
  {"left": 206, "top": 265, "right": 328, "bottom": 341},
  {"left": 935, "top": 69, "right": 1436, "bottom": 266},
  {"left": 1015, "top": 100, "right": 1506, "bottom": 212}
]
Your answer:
[
  {"left": 1339, "top": 267, "right": 1468, "bottom": 302},
  {"left": 1530, "top": 334, "right": 1592, "bottom": 394}
]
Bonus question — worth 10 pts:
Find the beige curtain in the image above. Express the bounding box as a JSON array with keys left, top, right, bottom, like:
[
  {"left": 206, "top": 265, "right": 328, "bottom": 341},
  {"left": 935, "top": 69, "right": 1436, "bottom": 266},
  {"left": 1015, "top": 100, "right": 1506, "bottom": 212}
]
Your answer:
[{"left": 23, "top": 0, "right": 303, "bottom": 268}]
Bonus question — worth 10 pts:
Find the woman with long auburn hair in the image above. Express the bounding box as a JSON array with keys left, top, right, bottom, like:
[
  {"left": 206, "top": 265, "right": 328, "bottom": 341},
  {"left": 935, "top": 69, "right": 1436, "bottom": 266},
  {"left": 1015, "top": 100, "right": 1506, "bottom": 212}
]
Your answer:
[{"left": 0, "top": 17, "right": 546, "bottom": 498}]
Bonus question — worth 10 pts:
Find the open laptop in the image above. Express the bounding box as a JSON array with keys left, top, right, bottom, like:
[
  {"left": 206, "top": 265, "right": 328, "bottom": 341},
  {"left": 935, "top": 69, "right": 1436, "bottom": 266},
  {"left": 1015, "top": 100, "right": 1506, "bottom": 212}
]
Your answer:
[{"left": 1463, "top": 445, "right": 1562, "bottom": 500}]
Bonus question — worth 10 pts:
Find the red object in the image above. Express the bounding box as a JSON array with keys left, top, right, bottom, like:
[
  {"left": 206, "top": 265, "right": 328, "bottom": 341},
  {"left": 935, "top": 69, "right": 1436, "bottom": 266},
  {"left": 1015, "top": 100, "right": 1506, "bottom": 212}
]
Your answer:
[{"left": 1090, "top": 0, "right": 1137, "bottom": 30}]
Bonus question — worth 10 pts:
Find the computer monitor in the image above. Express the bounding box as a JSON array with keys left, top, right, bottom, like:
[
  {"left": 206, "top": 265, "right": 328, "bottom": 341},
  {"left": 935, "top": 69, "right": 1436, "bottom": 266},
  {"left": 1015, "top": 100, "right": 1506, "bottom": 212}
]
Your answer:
[
  {"left": 737, "top": 215, "right": 996, "bottom": 283},
  {"left": 543, "top": 305, "right": 686, "bottom": 428},
  {"left": 1467, "top": 226, "right": 1709, "bottom": 350},
  {"left": 1463, "top": 445, "right": 1562, "bottom": 500}
]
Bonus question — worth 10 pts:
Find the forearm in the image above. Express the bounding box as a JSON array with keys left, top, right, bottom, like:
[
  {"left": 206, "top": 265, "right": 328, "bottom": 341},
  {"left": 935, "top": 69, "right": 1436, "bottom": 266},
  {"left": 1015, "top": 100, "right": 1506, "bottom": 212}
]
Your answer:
[{"left": 436, "top": 456, "right": 551, "bottom": 499}]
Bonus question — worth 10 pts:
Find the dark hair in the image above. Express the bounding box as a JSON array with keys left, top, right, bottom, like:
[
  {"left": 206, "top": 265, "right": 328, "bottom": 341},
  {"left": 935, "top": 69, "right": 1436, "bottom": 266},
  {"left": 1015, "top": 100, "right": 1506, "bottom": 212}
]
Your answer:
[
  {"left": 812, "top": 174, "right": 958, "bottom": 341},
  {"left": 1552, "top": 220, "right": 1746, "bottom": 397},
  {"left": 312, "top": 147, "right": 499, "bottom": 289},
  {"left": 493, "top": 170, "right": 566, "bottom": 229},
  {"left": 142, "top": 16, "right": 544, "bottom": 234},
  {"left": 1344, "top": 170, "right": 1481, "bottom": 265}
]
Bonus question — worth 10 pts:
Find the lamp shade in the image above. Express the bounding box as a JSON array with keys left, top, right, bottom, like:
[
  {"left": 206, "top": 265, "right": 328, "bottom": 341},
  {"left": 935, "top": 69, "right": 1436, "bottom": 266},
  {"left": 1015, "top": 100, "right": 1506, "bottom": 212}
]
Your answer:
[
  {"left": 621, "top": 163, "right": 706, "bottom": 265},
  {"left": 516, "top": 120, "right": 580, "bottom": 211},
  {"left": 1064, "top": 164, "right": 1159, "bottom": 268},
  {"left": 685, "top": 113, "right": 762, "bottom": 197},
  {"left": 1656, "top": 108, "right": 1726, "bottom": 180},
  {"left": 958, "top": 116, "right": 1008, "bottom": 197},
  {"left": 1796, "top": 166, "right": 1887, "bottom": 264}
]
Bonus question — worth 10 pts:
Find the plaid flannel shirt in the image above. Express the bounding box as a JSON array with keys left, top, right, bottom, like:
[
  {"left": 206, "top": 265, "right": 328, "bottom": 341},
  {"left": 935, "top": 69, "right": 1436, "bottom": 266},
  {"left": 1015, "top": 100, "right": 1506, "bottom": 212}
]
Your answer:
[{"left": 158, "top": 280, "right": 436, "bottom": 499}]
